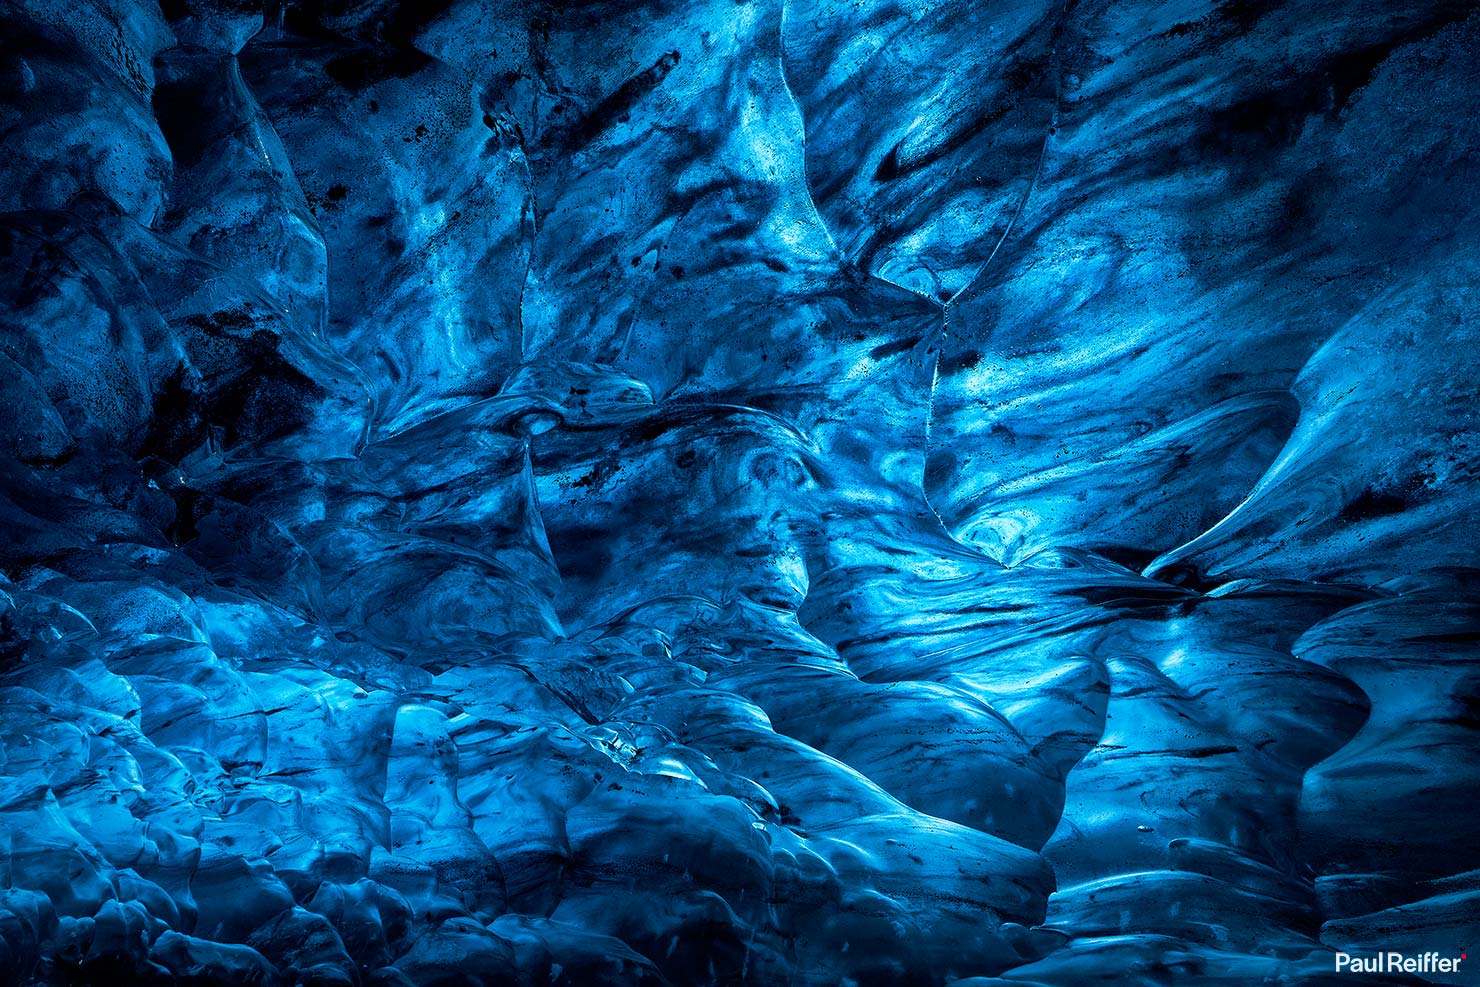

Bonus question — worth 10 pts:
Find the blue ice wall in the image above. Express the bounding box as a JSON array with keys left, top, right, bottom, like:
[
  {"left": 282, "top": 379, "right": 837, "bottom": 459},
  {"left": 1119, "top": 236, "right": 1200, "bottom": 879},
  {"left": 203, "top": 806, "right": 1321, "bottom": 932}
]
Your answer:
[{"left": 1, "top": 0, "right": 1478, "bottom": 985}]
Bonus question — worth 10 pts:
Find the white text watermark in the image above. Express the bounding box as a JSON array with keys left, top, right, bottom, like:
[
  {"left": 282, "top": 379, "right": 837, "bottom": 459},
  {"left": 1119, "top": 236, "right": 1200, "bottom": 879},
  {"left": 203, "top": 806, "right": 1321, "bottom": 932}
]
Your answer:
[{"left": 1335, "top": 951, "right": 1466, "bottom": 975}]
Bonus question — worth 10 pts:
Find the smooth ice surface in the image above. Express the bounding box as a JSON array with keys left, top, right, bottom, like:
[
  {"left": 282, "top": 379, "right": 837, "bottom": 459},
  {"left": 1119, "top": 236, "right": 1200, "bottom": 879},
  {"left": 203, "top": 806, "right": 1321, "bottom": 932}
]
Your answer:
[{"left": 1, "top": 0, "right": 1478, "bottom": 985}]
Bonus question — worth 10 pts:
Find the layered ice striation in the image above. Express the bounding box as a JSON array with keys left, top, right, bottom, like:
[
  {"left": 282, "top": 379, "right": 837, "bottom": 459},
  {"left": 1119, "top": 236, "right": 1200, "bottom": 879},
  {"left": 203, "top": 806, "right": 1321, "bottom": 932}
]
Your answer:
[{"left": 1, "top": 0, "right": 1478, "bottom": 984}]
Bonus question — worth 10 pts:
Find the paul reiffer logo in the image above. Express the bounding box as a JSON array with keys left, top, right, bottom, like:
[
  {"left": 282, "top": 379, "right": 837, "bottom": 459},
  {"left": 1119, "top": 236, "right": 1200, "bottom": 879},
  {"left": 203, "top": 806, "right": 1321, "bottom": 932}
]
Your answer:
[{"left": 1334, "top": 950, "right": 1466, "bottom": 975}]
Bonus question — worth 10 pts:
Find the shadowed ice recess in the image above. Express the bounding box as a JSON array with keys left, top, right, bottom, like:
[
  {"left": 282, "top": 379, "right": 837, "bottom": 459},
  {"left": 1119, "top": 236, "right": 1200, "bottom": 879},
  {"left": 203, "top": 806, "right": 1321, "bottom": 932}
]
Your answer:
[{"left": 1, "top": 0, "right": 1478, "bottom": 984}]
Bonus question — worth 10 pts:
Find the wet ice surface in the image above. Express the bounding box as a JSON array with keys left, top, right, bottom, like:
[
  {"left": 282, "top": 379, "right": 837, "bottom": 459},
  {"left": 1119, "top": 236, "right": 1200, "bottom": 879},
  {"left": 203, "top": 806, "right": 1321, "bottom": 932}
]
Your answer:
[{"left": 1, "top": 0, "right": 1478, "bottom": 984}]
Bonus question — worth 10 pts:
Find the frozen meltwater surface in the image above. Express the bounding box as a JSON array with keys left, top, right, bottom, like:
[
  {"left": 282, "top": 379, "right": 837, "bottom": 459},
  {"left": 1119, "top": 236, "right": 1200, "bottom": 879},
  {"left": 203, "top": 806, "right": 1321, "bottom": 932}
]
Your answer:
[{"left": 1, "top": 0, "right": 1478, "bottom": 984}]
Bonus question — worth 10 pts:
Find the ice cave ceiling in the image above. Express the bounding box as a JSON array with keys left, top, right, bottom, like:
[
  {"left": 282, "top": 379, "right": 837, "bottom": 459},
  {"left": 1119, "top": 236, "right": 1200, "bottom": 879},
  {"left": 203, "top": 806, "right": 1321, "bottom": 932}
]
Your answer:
[{"left": 1, "top": 0, "right": 1478, "bottom": 984}]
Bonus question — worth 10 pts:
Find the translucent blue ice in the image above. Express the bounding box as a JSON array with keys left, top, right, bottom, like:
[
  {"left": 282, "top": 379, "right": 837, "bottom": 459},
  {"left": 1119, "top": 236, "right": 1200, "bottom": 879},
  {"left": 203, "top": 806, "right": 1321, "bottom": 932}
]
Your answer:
[{"left": 1, "top": 0, "right": 1477, "bottom": 984}]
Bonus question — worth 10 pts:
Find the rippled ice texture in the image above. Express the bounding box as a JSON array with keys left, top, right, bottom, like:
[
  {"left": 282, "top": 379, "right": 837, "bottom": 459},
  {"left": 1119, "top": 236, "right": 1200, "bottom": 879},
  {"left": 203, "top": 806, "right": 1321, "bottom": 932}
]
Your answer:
[{"left": 1, "top": 0, "right": 1478, "bottom": 984}]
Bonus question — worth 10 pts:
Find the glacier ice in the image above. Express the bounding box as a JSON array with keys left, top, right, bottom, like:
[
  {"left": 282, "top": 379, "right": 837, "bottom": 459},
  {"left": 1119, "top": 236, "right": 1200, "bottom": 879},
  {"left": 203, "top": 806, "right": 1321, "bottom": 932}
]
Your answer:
[{"left": 0, "top": 0, "right": 1478, "bottom": 984}]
